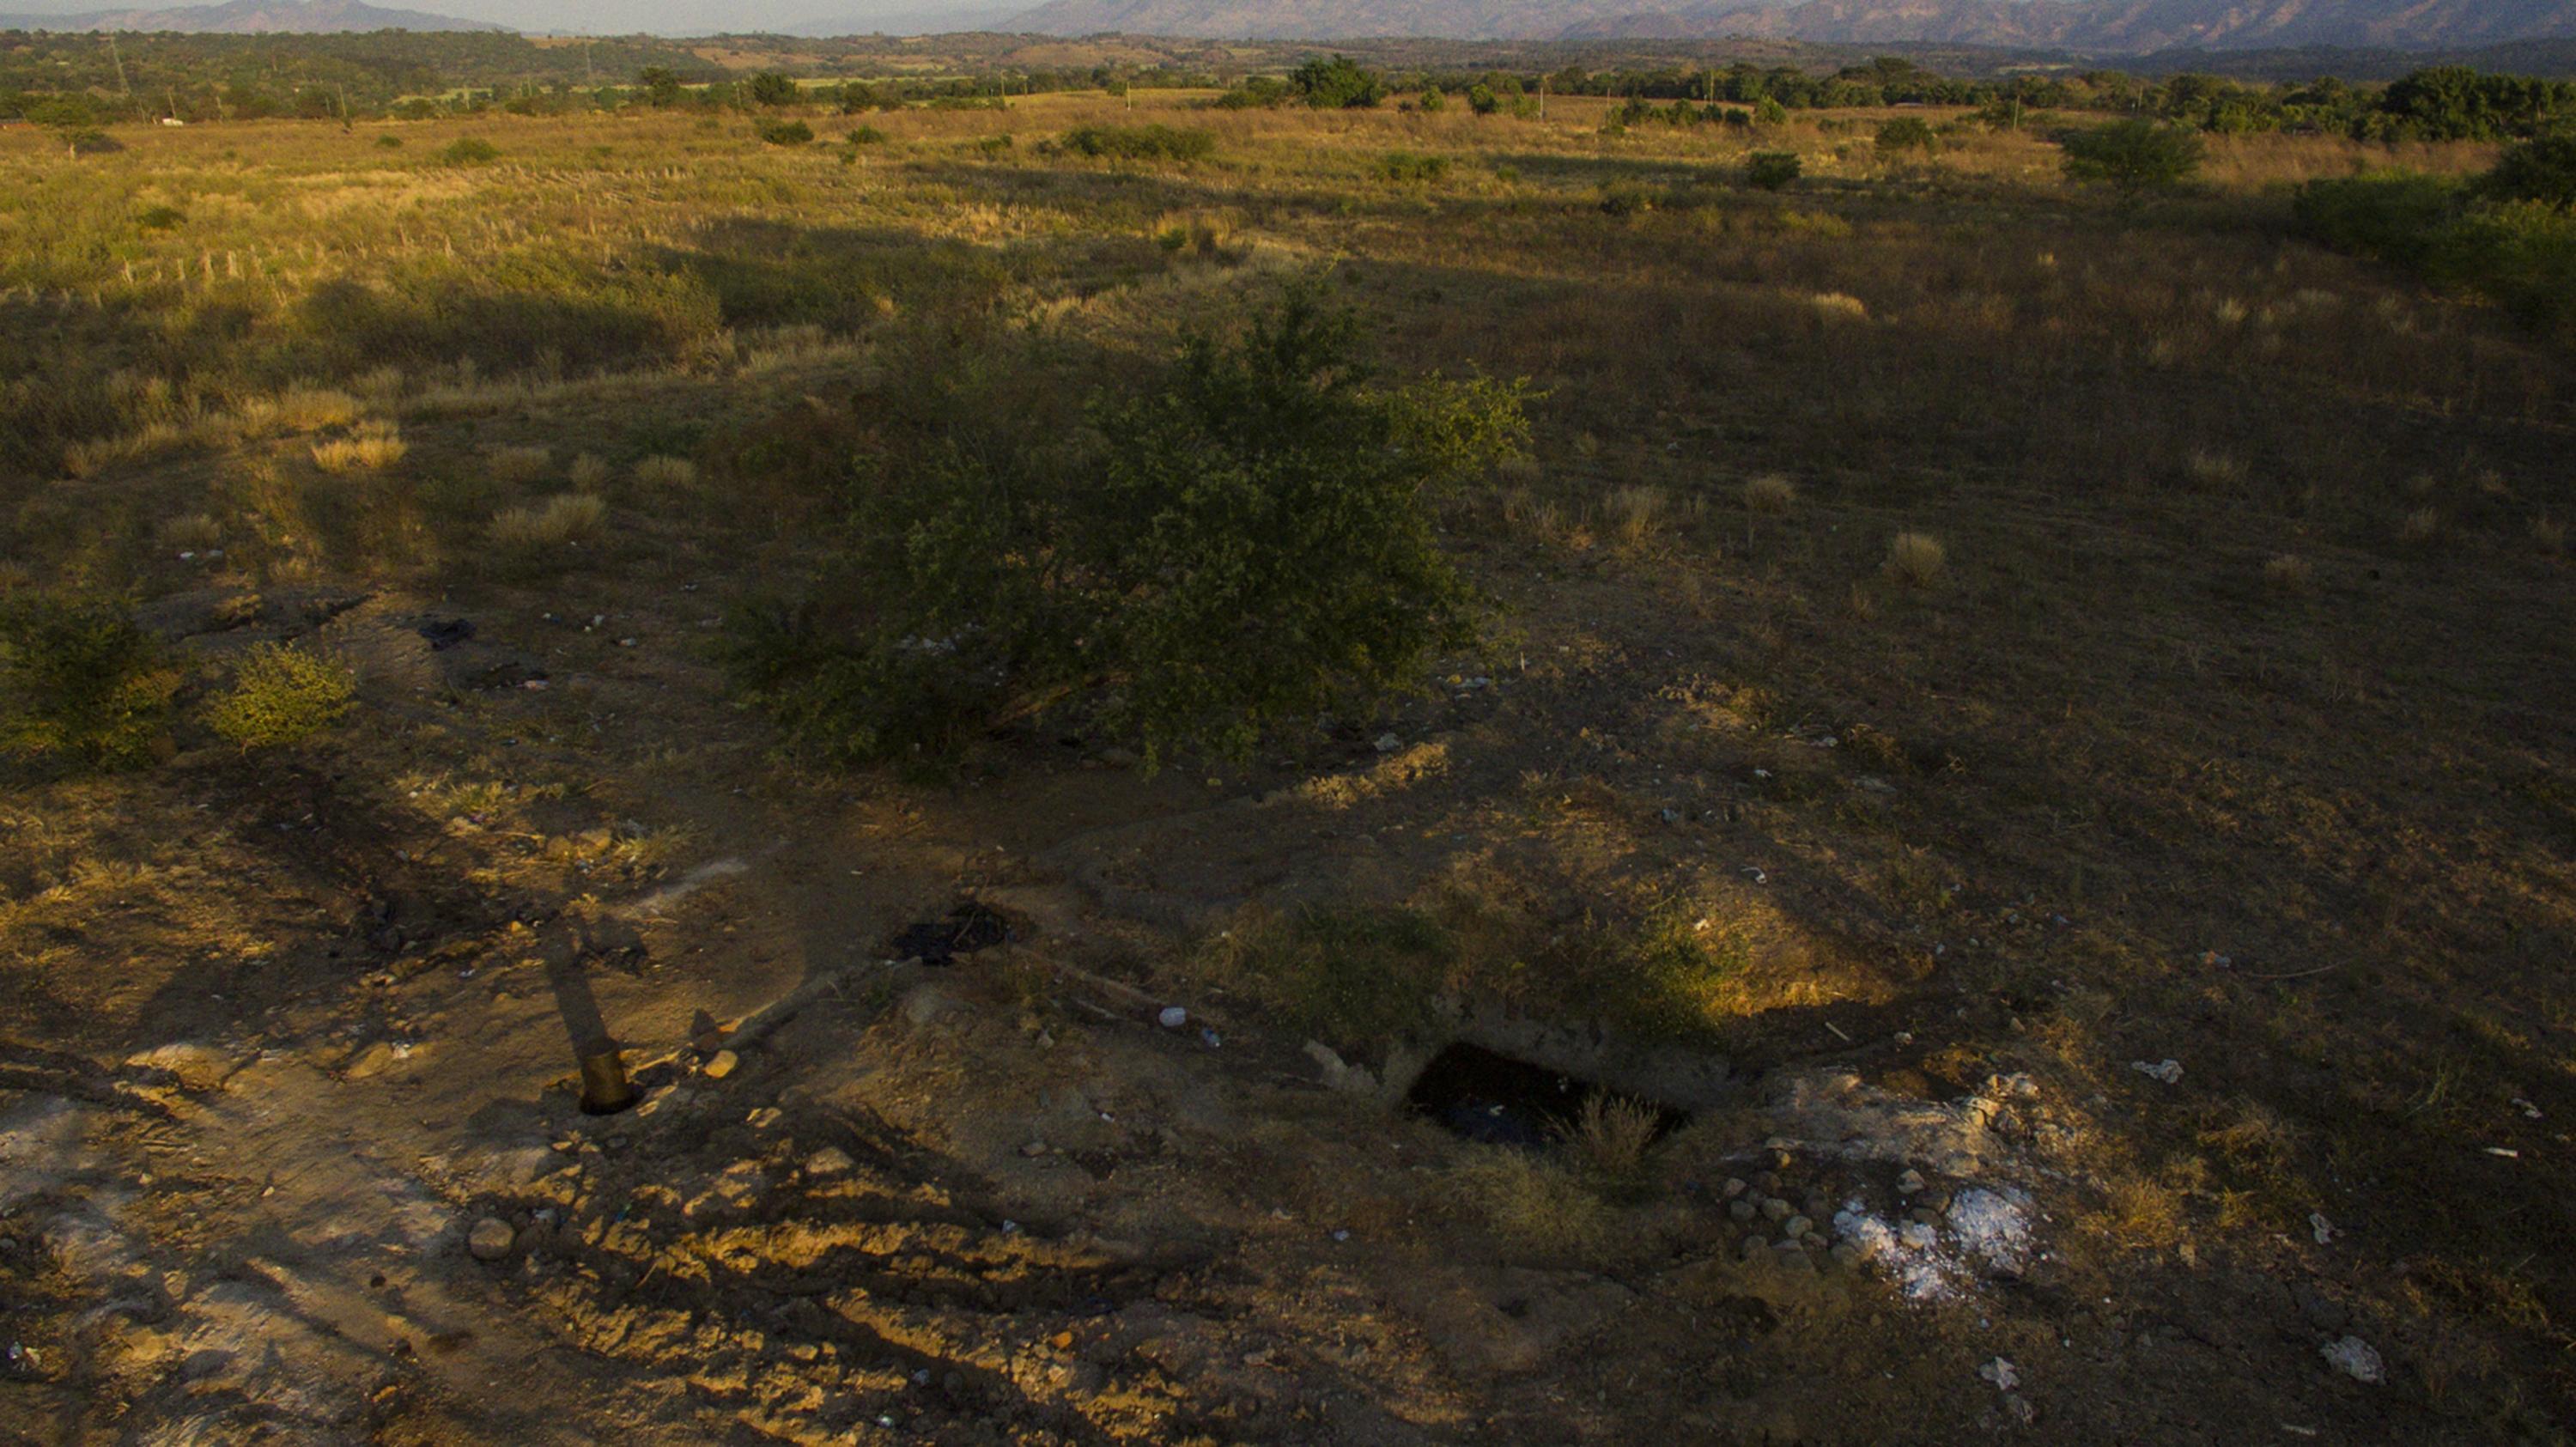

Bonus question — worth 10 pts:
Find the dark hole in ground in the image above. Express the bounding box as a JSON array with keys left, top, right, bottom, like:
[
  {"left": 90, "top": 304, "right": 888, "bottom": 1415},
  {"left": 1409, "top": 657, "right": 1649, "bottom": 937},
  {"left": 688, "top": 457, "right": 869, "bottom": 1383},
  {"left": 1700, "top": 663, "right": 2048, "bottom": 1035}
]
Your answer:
[
  {"left": 884, "top": 902, "right": 1009, "bottom": 965},
  {"left": 1406, "top": 1042, "right": 1688, "bottom": 1149}
]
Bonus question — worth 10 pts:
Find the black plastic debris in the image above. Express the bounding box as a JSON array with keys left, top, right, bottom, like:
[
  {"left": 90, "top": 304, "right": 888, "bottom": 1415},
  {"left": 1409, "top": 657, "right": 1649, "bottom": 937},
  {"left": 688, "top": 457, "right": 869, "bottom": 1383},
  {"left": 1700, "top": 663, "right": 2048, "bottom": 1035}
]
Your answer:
[
  {"left": 418, "top": 617, "right": 477, "bottom": 651},
  {"left": 1406, "top": 1042, "right": 1687, "bottom": 1149},
  {"left": 884, "top": 902, "right": 1008, "bottom": 965}
]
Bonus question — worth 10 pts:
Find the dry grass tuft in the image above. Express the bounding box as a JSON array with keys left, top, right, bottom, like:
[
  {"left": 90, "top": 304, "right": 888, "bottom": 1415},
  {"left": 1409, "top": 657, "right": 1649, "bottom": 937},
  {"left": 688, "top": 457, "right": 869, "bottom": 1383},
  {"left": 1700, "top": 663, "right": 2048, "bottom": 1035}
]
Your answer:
[
  {"left": 1884, "top": 532, "right": 1947, "bottom": 587},
  {"left": 568, "top": 453, "right": 611, "bottom": 491},
  {"left": 161, "top": 514, "right": 225, "bottom": 552},
  {"left": 2263, "top": 553, "right": 2315, "bottom": 589},
  {"left": 2185, "top": 451, "right": 2247, "bottom": 489},
  {"left": 632, "top": 454, "right": 699, "bottom": 489},
  {"left": 1559, "top": 1092, "right": 1661, "bottom": 1177},
  {"left": 310, "top": 422, "right": 407, "bottom": 473},
  {"left": 2400, "top": 508, "right": 2443, "bottom": 545},
  {"left": 1743, "top": 473, "right": 1796, "bottom": 514},
  {"left": 1603, "top": 484, "right": 1668, "bottom": 547},
  {"left": 486, "top": 443, "right": 554, "bottom": 483},
  {"left": 236, "top": 386, "right": 362, "bottom": 436},
  {"left": 1449, "top": 1149, "right": 1613, "bottom": 1262},
  {"left": 489, "top": 493, "right": 608, "bottom": 553},
  {"left": 2534, "top": 515, "right": 2566, "bottom": 556},
  {"left": 1811, "top": 291, "right": 1869, "bottom": 323}
]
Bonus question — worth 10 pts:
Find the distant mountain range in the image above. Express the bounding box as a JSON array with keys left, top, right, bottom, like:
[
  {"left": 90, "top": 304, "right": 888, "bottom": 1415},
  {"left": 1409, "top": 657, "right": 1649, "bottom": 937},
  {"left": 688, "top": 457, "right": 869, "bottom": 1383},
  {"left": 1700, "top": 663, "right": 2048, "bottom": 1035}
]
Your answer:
[
  {"left": 1002, "top": 0, "right": 2576, "bottom": 49},
  {"left": 0, "top": 0, "right": 507, "bottom": 31}
]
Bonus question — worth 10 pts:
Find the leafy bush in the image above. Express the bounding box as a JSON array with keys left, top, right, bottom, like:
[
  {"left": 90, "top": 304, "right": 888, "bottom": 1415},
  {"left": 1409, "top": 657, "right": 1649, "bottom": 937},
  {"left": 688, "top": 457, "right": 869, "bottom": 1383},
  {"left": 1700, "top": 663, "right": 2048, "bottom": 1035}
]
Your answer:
[
  {"left": 2483, "top": 132, "right": 2576, "bottom": 210},
  {"left": 1876, "top": 117, "right": 1938, "bottom": 155},
  {"left": 2061, "top": 119, "right": 2204, "bottom": 193},
  {"left": 438, "top": 137, "right": 499, "bottom": 166},
  {"left": 1419, "top": 87, "right": 1445, "bottom": 113},
  {"left": 1746, "top": 151, "right": 1802, "bottom": 191},
  {"left": 0, "top": 596, "right": 180, "bottom": 772},
  {"left": 1292, "top": 55, "right": 1384, "bottom": 110},
  {"left": 1211, "top": 76, "right": 1293, "bottom": 110},
  {"left": 1467, "top": 83, "right": 1498, "bottom": 116},
  {"left": 724, "top": 290, "right": 1533, "bottom": 769},
  {"left": 749, "top": 71, "right": 799, "bottom": 107},
  {"left": 205, "top": 642, "right": 355, "bottom": 750},
  {"left": 2298, "top": 170, "right": 2576, "bottom": 332},
  {"left": 137, "top": 204, "right": 185, "bottom": 230},
  {"left": 1058, "top": 124, "right": 1212, "bottom": 161},
  {"left": 1376, "top": 150, "right": 1448, "bottom": 182},
  {"left": 846, "top": 125, "right": 885, "bottom": 145},
  {"left": 756, "top": 118, "right": 814, "bottom": 146}
]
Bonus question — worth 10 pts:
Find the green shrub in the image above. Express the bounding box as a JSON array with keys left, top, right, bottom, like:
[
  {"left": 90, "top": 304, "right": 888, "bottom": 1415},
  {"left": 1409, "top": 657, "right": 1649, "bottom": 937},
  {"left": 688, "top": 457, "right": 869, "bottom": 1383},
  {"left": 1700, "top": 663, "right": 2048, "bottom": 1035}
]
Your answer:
[
  {"left": 1376, "top": 150, "right": 1449, "bottom": 183},
  {"left": 723, "top": 289, "right": 1533, "bottom": 769},
  {"left": 2061, "top": 119, "right": 2204, "bottom": 193},
  {"left": 1212, "top": 76, "right": 1292, "bottom": 110},
  {"left": 0, "top": 596, "right": 180, "bottom": 772},
  {"left": 374, "top": 133, "right": 404, "bottom": 149},
  {"left": 1419, "top": 87, "right": 1446, "bottom": 113},
  {"left": 2483, "top": 132, "right": 2576, "bottom": 210},
  {"left": 847, "top": 125, "right": 885, "bottom": 145},
  {"left": 137, "top": 204, "right": 185, "bottom": 230},
  {"left": 749, "top": 71, "right": 799, "bottom": 107},
  {"left": 1467, "top": 83, "right": 1498, "bottom": 116},
  {"left": 1207, "top": 904, "right": 1455, "bottom": 1043},
  {"left": 438, "top": 137, "right": 499, "bottom": 166},
  {"left": 756, "top": 118, "right": 814, "bottom": 146},
  {"left": 1876, "top": 117, "right": 1938, "bottom": 155},
  {"left": 204, "top": 642, "right": 356, "bottom": 750},
  {"left": 1058, "top": 123, "right": 1212, "bottom": 161},
  {"left": 1746, "top": 151, "right": 1802, "bottom": 191},
  {"left": 2297, "top": 170, "right": 2576, "bottom": 333},
  {"left": 1292, "top": 55, "right": 1384, "bottom": 109}
]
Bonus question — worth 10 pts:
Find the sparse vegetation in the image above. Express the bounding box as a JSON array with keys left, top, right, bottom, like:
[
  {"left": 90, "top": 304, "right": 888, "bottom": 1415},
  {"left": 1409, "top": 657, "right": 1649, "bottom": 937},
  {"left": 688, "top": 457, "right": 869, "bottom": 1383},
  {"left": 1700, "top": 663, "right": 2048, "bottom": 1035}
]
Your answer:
[
  {"left": 489, "top": 493, "right": 609, "bottom": 555},
  {"left": 1746, "top": 150, "right": 1802, "bottom": 190},
  {"left": 204, "top": 641, "right": 356, "bottom": 750},
  {"left": 0, "top": 596, "right": 180, "bottom": 772}
]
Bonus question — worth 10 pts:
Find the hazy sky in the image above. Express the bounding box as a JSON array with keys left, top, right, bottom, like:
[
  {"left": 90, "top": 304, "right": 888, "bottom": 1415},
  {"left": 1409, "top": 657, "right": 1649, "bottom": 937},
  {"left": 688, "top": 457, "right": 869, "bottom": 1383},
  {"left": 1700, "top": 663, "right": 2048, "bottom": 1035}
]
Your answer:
[{"left": 9, "top": 0, "right": 1028, "bottom": 33}]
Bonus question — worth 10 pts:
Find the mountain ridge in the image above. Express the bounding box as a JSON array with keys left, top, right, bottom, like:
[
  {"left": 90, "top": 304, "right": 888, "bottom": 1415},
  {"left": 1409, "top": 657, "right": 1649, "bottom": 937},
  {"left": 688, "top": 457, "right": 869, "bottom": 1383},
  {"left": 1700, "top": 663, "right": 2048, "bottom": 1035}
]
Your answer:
[{"left": 0, "top": 0, "right": 507, "bottom": 33}]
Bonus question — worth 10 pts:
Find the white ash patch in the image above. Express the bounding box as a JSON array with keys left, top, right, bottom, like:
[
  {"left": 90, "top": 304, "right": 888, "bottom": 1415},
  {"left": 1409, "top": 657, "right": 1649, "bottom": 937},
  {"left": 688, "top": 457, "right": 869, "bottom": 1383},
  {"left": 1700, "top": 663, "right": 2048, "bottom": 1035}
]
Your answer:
[{"left": 1832, "top": 1186, "right": 2035, "bottom": 1304}]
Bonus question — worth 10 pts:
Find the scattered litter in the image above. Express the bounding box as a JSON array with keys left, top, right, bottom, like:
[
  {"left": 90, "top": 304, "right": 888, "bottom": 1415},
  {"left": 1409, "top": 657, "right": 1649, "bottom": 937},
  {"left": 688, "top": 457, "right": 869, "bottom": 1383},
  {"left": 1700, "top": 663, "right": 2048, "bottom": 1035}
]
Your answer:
[
  {"left": 2309, "top": 1213, "right": 2336, "bottom": 1245},
  {"left": 1199, "top": 1028, "right": 1222, "bottom": 1049},
  {"left": 1157, "top": 1006, "right": 1188, "bottom": 1030},
  {"left": 1329, "top": 1229, "right": 1350, "bottom": 1242},
  {"left": 2512, "top": 1097, "right": 2543, "bottom": 1119},
  {"left": 1741, "top": 866, "right": 1767, "bottom": 885},
  {"left": 2202, "top": 951, "right": 2233, "bottom": 969},
  {"left": 1374, "top": 733, "right": 1401, "bottom": 753},
  {"left": 2130, "top": 1059, "right": 2184, "bottom": 1085},
  {"left": 882, "top": 903, "right": 1007, "bottom": 965},
  {"left": 2320, "top": 1335, "right": 2384, "bottom": 1384},
  {"left": 1979, "top": 1358, "right": 2019, "bottom": 1391},
  {"left": 2484, "top": 1146, "right": 2520, "bottom": 1158}
]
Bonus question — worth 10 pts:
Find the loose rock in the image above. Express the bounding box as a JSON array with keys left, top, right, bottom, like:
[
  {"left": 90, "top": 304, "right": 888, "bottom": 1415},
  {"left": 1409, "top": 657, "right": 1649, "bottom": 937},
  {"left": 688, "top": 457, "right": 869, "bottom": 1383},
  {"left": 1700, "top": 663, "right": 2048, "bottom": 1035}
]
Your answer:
[{"left": 468, "top": 1218, "right": 516, "bottom": 1262}]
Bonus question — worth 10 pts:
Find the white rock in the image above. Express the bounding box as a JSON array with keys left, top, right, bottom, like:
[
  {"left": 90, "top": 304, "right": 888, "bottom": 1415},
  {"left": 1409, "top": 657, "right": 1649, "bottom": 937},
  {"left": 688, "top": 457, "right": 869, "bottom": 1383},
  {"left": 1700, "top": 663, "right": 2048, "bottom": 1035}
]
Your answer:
[
  {"left": 2321, "top": 1335, "right": 2384, "bottom": 1384},
  {"left": 805, "top": 1146, "right": 854, "bottom": 1176},
  {"left": 1157, "top": 1006, "right": 1188, "bottom": 1029},
  {"left": 2129, "top": 1059, "right": 2184, "bottom": 1085}
]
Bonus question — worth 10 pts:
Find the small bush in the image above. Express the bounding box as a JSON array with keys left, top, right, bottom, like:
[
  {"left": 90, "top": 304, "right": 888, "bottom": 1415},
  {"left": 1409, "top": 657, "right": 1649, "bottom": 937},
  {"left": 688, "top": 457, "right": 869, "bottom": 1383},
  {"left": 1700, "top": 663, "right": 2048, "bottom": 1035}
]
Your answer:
[
  {"left": 205, "top": 642, "right": 355, "bottom": 750},
  {"left": 1376, "top": 150, "right": 1449, "bottom": 183},
  {"left": 2061, "top": 120, "right": 2204, "bottom": 194},
  {"left": 1743, "top": 474, "right": 1795, "bottom": 513},
  {"left": 374, "top": 134, "right": 404, "bottom": 149},
  {"left": 2481, "top": 132, "right": 2576, "bottom": 210},
  {"left": 490, "top": 494, "right": 608, "bottom": 553},
  {"left": 1449, "top": 1150, "right": 1613, "bottom": 1262},
  {"left": 1746, "top": 151, "right": 1802, "bottom": 191},
  {"left": 1559, "top": 1092, "right": 1662, "bottom": 1179},
  {"left": 2263, "top": 553, "right": 2315, "bottom": 588},
  {"left": 310, "top": 421, "right": 406, "bottom": 473},
  {"left": 486, "top": 443, "right": 552, "bottom": 483},
  {"left": 438, "top": 137, "right": 500, "bottom": 167},
  {"left": 756, "top": 118, "right": 814, "bottom": 147},
  {"left": 632, "top": 454, "right": 700, "bottom": 489},
  {"left": 0, "top": 596, "right": 180, "bottom": 772},
  {"left": 568, "top": 453, "right": 611, "bottom": 490},
  {"left": 137, "top": 204, "right": 185, "bottom": 230},
  {"left": 1876, "top": 118, "right": 1938, "bottom": 156},
  {"left": 1885, "top": 532, "right": 1947, "bottom": 587},
  {"left": 1058, "top": 124, "right": 1212, "bottom": 161},
  {"left": 847, "top": 125, "right": 885, "bottom": 145}
]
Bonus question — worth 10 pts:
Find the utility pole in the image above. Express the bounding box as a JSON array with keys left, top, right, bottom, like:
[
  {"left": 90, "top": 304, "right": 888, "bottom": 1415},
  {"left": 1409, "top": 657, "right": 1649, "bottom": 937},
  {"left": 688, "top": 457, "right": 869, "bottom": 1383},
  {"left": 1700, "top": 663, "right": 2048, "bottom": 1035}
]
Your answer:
[{"left": 106, "top": 32, "right": 131, "bottom": 96}]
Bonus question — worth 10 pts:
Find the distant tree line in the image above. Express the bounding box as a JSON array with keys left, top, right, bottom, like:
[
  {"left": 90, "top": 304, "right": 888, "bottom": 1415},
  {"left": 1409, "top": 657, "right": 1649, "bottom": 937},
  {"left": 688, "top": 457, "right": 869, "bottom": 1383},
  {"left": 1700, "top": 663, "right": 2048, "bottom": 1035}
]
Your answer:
[{"left": 1, "top": 25, "right": 2567, "bottom": 143}]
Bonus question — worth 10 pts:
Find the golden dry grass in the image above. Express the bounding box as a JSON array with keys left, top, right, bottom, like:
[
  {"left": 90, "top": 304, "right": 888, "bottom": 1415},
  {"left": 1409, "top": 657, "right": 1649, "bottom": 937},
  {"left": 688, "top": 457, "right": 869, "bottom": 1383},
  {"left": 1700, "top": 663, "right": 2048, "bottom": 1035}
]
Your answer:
[
  {"left": 1742, "top": 473, "right": 1795, "bottom": 514},
  {"left": 489, "top": 492, "right": 607, "bottom": 552},
  {"left": 309, "top": 421, "right": 407, "bottom": 473},
  {"left": 632, "top": 453, "right": 699, "bottom": 489},
  {"left": 486, "top": 443, "right": 554, "bottom": 483},
  {"left": 1883, "top": 531, "right": 1946, "bottom": 587}
]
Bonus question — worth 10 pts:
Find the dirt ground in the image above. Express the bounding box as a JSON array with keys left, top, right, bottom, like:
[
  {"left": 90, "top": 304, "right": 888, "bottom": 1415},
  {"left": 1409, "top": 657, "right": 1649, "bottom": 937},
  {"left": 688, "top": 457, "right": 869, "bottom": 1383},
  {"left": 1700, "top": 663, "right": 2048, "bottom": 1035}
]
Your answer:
[{"left": 5, "top": 97, "right": 2575, "bottom": 1445}]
